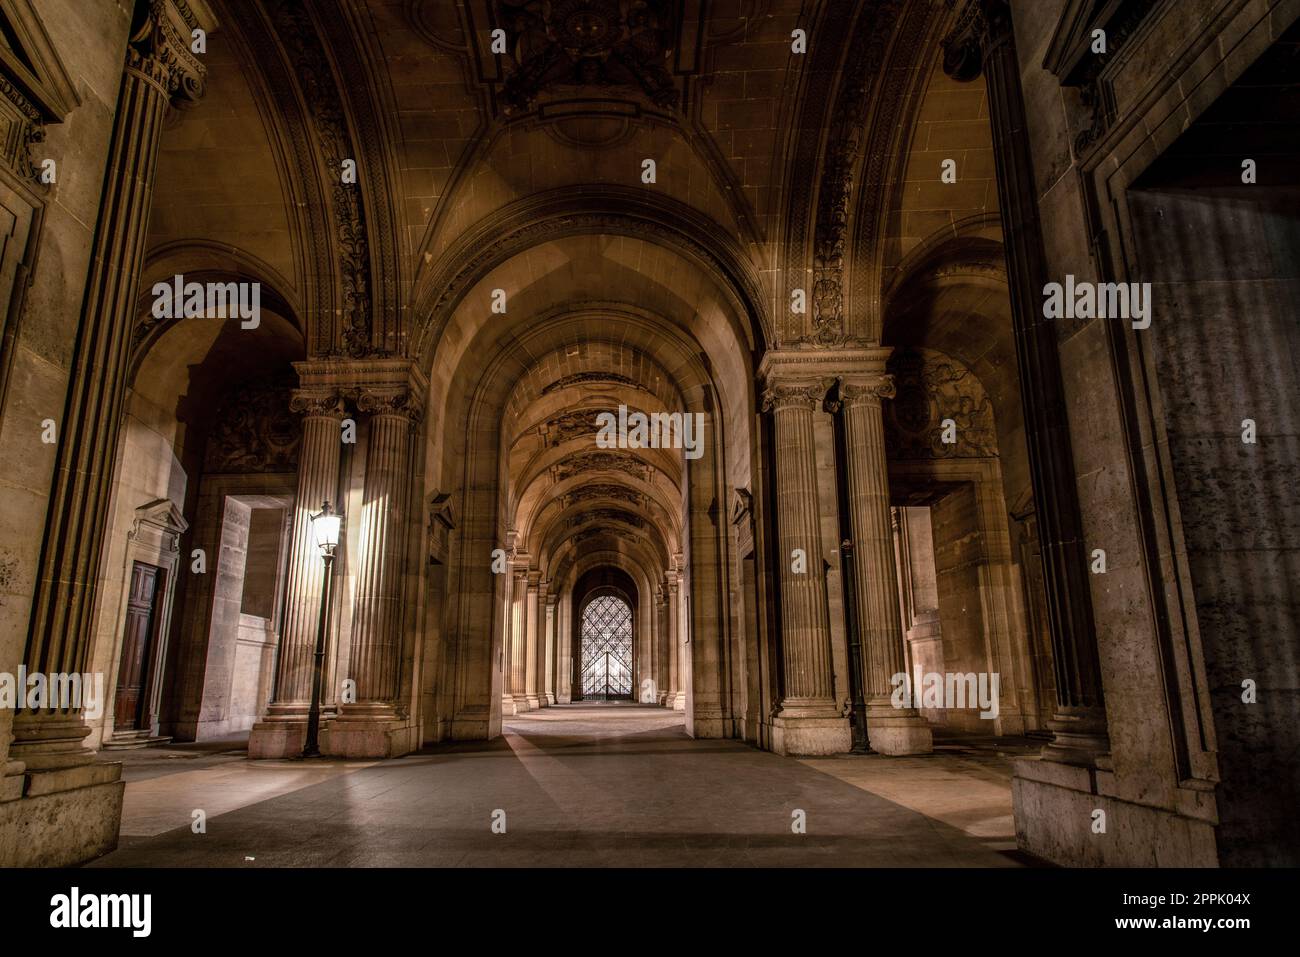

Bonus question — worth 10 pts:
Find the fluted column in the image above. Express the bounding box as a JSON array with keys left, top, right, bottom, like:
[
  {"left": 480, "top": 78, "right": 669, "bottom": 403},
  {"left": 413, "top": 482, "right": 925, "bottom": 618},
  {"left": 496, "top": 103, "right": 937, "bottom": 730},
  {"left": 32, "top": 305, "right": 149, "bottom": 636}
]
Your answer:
[
  {"left": 666, "top": 576, "right": 680, "bottom": 705},
  {"left": 249, "top": 393, "right": 345, "bottom": 757},
  {"left": 760, "top": 376, "right": 851, "bottom": 755},
  {"left": 673, "top": 573, "right": 688, "bottom": 711},
  {"left": 524, "top": 573, "right": 541, "bottom": 709},
  {"left": 543, "top": 593, "right": 557, "bottom": 705},
  {"left": 655, "top": 590, "right": 669, "bottom": 705},
  {"left": 324, "top": 390, "right": 420, "bottom": 757},
  {"left": 12, "top": 0, "right": 207, "bottom": 774},
  {"left": 509, "top": 564, "right": 530, "bottom": 712},
  {"left": 841, "top": 373, "right": 933, "bottom": 755},
  {"left": 500, "top": 548, "right": 518, "bottom": 716}
]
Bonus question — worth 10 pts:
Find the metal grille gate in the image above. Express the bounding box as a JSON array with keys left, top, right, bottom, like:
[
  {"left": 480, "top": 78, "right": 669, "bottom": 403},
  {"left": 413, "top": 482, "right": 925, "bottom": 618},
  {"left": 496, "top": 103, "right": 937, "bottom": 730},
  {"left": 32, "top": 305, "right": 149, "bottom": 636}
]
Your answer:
[{"left": 580, "top": 595, "right": 633, "bottom": 700}]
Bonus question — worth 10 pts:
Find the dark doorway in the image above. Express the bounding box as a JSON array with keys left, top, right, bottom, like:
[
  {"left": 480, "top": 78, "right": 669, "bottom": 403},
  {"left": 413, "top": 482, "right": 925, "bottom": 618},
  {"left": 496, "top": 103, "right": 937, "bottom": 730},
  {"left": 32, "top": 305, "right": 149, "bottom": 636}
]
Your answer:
[{"left": 115, "top": 561, "right": 163, "bottom": 730}]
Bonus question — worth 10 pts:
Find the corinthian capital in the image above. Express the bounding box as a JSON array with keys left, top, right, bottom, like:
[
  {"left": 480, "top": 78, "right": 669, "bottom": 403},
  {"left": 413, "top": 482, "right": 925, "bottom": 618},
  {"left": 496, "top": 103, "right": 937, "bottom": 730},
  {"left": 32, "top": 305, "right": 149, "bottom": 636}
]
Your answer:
[
  {"left": 127, "top": 0, "right": 214, "bottom": 106},
  {"left": 356, "top": 388, "right": 424, "bottom": 427},
  {"left": 839, "top": 374, "right": 896, "bottom": 405},
  {"left": 760, "top": 379, "right": 833, "bottom": 413},
  {"left": 289, "top": 390, "right": 345, "bottom": 418}
]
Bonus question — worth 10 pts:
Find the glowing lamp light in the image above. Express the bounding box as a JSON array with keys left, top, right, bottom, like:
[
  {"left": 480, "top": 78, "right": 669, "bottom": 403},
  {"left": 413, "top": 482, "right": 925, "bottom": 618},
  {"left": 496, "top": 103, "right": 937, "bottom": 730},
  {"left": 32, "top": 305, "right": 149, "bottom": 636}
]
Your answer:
[{"left": 311, "top": 501, "right": 341, "bottom": 555}]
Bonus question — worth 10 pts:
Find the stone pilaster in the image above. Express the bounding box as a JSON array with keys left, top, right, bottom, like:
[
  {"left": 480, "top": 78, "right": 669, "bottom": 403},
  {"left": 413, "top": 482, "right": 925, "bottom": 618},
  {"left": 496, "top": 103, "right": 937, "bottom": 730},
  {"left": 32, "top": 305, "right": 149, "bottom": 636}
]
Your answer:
[
  {"left": 840, "top": 369, "right": 932, "bottom": 755},
  {"left": 673, "top": 566, "right": 688, "bottom": 711},
  {"left": 4, "top": 1, "right": 211, "bottom": 866},
  {"left": 760, "top": 366, "right": 851, "bottom": 755},
  {"left": 943, "top": 0, "right": 1108, "bottom": 765},
  {"left": 248, "top": 390, "right": 345, "bottom": 758},
  {"left": 325, "top": 388, "right": 421, "bottom": 758}
]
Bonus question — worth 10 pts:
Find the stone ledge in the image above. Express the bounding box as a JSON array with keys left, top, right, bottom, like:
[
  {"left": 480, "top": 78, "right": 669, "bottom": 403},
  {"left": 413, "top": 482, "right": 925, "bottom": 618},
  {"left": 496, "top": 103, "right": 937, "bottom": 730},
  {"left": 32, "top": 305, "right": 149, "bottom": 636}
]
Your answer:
[{"left": 0, "top": 780, "right": 124, "bottom": 867}]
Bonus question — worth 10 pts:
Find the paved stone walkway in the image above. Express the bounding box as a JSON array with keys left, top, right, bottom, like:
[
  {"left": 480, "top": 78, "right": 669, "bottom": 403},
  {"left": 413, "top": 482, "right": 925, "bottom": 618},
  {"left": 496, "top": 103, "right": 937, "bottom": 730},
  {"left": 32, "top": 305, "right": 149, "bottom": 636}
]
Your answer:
[{"left": 88, "top": 704, "right": 1034, "bottom": 867}]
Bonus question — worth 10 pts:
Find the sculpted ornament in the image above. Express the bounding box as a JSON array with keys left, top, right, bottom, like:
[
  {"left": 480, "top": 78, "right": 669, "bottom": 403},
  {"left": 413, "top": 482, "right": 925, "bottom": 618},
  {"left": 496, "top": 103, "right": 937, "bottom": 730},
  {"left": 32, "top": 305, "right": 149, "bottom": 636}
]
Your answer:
[{"left": 760, "top": 380, "right": 833, "bottom": 413}]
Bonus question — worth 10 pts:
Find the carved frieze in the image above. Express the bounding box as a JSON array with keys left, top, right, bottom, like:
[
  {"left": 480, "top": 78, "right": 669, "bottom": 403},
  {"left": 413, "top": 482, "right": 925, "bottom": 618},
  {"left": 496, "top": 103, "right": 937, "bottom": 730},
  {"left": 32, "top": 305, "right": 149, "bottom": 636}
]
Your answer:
[
  {"left": 543, "top": 408, "right": 614, "bottom": 446},
  {"left": 883, "top": 348, "right": 998, "bottom": 459},
  {"left": 204, "top": 382, "right": 301, "bottom": 473},
  {"left": 266, "top": 0, "right": 375, "bottom": 358},
  {"left": 551, "top": 449, "right": 648, "bottom": 482}
]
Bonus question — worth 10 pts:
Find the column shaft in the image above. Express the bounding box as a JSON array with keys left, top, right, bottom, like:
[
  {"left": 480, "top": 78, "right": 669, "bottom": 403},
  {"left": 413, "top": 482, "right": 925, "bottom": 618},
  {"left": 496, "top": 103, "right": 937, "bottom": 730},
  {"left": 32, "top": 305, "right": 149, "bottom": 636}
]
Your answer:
[
  {"left": 761, "top": 379, "right": 850, "bottom": 755},
  {"left": 841, "top": 379, "right": 932, "bottom": 755},
  {"left": 13, "top": 25, "right": 200, "bottom": 770}
]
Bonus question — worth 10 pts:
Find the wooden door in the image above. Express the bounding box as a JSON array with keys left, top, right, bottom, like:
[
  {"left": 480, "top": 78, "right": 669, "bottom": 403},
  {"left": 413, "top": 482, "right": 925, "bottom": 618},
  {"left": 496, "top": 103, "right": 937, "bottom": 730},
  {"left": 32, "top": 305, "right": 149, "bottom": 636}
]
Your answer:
[{"left": 115, "top": 562, "right": 162, "bottom": 730}]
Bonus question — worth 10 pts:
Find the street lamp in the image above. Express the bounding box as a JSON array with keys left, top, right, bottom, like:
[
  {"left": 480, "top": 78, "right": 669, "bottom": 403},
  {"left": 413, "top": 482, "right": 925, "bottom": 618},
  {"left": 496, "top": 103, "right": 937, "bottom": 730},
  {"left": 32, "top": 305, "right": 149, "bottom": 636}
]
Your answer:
[{"left": 303, "top": 500, "right": 341, "bottom": 758}]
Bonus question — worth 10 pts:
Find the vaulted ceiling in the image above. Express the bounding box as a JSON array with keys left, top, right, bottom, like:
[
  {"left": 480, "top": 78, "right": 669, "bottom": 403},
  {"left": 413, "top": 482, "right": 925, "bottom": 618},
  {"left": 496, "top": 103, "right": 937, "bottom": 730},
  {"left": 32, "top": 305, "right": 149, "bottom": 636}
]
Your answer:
[{"left": 142, "top": 0, "right": 1000, "bottom": 365}]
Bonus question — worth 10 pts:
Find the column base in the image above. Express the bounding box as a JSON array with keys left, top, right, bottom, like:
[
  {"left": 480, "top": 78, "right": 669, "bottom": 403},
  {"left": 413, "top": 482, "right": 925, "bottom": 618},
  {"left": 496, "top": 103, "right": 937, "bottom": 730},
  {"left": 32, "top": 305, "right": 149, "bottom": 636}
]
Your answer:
[
  {"left": 671, "top": 692, "right": 686, "bottom": 712},
  {"left": 1040, "top": 706, "right": 1110, "bottom": 766},
  {"left": 544, "top": 693, "right": 556, "bottom": 706},
  {"left": 324, "top": 708, "right": 418, "bottom": 759},
  {"left": 771, "top": 707, "right": 851, "bottom": 756},
  {"left": 502, "top": 694, "right": 520, "bottom": 717},
  {"left": 657, "top": 691, "right": 670, "bottom": 707},
  {"left": 525, "top": 694, "right": 541, "bottom": 710},
  {"left": 0, "top": 761, "right": 123, "bottom": 866},
  {"left": 512, "top": 694, "right": 532, "bottom": 713},
  {"left": 248, "top": 716, "right": 307, "bottom": 759},
  {"left": 866, "top": 704, "right": 933, "bottom": 756}
]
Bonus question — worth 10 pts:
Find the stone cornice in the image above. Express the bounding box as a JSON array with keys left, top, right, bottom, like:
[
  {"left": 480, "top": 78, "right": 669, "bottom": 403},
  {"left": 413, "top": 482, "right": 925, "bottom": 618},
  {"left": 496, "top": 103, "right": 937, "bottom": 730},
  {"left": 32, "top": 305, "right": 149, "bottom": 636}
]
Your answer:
[{"left": 293, "top": 357, "right": 429, "bottom": 416}]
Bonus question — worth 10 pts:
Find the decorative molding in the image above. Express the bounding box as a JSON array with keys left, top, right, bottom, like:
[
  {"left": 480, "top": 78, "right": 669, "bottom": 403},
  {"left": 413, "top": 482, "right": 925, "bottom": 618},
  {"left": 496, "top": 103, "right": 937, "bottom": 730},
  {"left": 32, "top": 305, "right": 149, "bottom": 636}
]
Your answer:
[
  {"left": 266, "top": 0, "right": 377, "bottom": 358},
  {"left": 804, "top": 0, "right": 903, "bottom": 347},
  {"left": 128, "top": 497, "right": 189, "bottom": 554},
  {"left": 551, "top": 449, "right": 649, "bottom": 483}
]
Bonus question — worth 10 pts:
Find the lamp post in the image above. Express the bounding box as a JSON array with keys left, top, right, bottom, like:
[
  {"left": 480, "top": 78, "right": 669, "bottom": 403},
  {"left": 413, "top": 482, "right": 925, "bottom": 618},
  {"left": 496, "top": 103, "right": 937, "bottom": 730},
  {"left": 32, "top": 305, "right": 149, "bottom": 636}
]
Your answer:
[{"left": 303, "top": 500, "right": 341, "bottom": 758}]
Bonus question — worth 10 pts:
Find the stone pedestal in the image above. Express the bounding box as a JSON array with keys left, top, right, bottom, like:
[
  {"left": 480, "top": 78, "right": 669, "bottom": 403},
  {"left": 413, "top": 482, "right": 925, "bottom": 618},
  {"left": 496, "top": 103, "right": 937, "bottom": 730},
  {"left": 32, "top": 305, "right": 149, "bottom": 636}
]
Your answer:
[{"left": 760, "top": 368, "right": 850, "bottom": 755}]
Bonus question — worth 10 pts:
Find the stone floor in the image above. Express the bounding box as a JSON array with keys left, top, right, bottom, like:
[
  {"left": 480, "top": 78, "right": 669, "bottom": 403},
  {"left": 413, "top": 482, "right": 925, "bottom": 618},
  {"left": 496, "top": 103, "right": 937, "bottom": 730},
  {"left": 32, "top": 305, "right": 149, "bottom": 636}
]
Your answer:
[{"left": 88, "top": 703, "right": 1043, "bottom": 867}]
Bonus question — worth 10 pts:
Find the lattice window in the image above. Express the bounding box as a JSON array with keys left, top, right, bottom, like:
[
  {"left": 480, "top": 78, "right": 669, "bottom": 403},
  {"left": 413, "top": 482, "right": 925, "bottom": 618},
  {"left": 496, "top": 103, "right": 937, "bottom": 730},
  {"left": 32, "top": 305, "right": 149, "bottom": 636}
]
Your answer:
[{"left": 580, "top": 595, "right": 633, "bottom": 700}]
